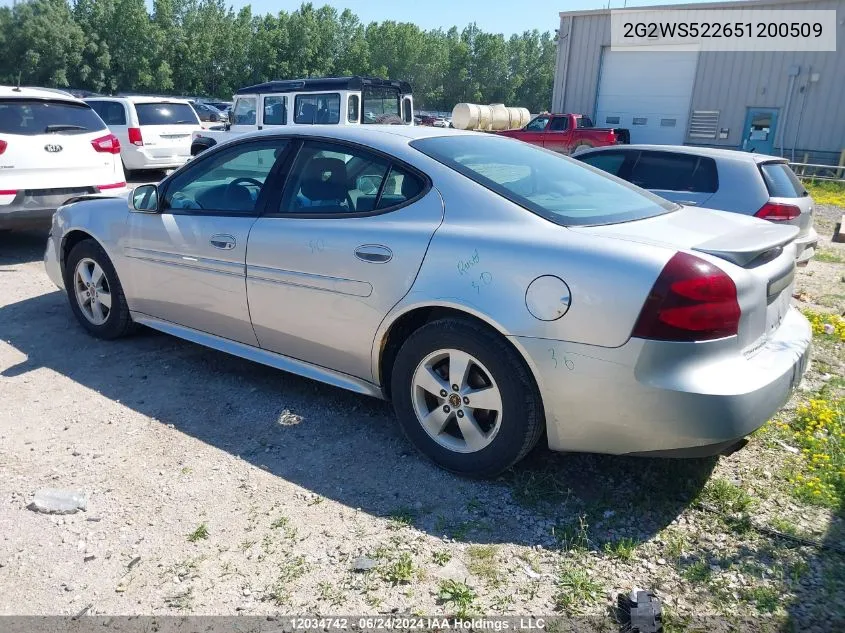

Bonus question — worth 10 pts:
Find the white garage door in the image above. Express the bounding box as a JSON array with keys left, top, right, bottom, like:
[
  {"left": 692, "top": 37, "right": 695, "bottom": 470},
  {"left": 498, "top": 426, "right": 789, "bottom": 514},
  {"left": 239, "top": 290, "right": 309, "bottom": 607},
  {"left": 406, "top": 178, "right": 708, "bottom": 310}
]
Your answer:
[{"left": 595, "top": 48, "right": 699, "bottom": 145}]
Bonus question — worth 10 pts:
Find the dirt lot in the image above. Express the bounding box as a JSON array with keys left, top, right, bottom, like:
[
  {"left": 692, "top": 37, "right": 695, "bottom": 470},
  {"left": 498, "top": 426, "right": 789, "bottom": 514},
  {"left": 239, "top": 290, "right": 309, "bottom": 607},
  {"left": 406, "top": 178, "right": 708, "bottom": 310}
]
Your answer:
[{"left": 0, "top": 202, "right": 843, "bottom": 629}]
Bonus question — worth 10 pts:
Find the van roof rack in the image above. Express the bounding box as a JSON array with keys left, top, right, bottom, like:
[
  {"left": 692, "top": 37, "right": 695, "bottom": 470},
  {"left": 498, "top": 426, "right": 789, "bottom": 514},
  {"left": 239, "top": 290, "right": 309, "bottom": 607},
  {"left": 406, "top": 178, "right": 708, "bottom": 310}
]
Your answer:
[{"left": 236, "top": 76, "right": 412, "bottom": 96}]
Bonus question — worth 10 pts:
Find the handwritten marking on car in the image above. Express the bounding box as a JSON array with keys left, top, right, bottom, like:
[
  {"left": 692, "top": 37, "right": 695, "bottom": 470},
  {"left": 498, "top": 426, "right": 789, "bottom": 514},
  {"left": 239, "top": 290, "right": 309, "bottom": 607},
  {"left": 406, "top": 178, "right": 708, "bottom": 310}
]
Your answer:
[
  {"left": 470, "top": 271, "right": 493, "bottom": 293},
  {"left": 457, "top": 248, "right": 480, "bottom": 276},
  {"left": 308, "top": 239, "right": 326, "bottom": 254},
  {"left": 549, "top": 348, "right": 575, "bottom": 371}
]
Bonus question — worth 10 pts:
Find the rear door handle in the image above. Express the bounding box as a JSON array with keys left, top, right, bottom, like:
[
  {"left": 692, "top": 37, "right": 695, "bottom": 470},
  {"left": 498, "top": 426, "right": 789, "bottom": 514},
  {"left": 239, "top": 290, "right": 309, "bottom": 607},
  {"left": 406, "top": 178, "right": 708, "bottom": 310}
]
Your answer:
[
  {"left": 355, "top": 244, "right": 393, "bottom": 263},
  {"left": 210, "top": 234, "right": 236, "bottom": 250}
]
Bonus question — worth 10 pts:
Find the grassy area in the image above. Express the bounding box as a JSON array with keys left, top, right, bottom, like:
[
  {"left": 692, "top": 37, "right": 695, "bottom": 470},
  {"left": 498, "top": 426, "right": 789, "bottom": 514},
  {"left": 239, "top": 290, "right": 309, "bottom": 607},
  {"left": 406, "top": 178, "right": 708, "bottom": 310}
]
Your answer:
[{"left": 804, "top": 180, "right": 845, "bottom": 207}]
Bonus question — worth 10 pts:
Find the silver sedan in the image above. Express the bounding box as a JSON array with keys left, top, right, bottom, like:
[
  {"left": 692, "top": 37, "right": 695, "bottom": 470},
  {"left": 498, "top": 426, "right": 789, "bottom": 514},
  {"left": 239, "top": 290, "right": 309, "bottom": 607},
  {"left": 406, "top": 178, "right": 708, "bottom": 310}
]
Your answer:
[{"left": 44, "top": 126, "right": 812, "bottom": 477}]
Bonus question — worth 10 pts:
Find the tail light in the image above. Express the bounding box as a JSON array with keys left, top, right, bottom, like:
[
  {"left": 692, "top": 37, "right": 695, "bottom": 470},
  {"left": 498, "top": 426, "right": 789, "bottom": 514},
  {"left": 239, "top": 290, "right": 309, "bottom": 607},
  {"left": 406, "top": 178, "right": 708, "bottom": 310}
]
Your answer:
[
  {"left": 632, "top": 252, "right": 740, "bottom": 342},
  {"left": 128, "top": 127, "right": 144, "bottom": 146},
  {"left": 0, "top": 190, "right": 16, "bottom": 196},
  {"left": 0, "top": 139, "right": 7, "bottom": 155},
  {"left": 755, "top": 201, "right": 800, "bottom": 222},
  {"left": 91, "top": 134, "right": 121, "bottom": 154}
]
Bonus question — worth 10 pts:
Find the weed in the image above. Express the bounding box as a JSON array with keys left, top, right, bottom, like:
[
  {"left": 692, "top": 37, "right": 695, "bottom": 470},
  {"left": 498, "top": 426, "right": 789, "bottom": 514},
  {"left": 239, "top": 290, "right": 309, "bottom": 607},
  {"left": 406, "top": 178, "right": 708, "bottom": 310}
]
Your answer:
[
  {"left": 509, "top": 468, "right": 572, "bottom": 507},
  {"left": 388, "top": 507, "right": 416, "bottom": 529},
  {"left": 769, "top": 517, "right": 799, "bottom": 537},
  {"left": 437, "top": 579, "right": 476, "bottom": 619},
  {"left": 239, "top": 539, "right": 255, "bottom": 552},
  {"left": 466, "top": 544, "right": 500, "bottom": 584},
  {"left": 804, "top": 180, "right": 845, "bottom": 207},
  {"left": 317, "top": 580, "right": 345, "bottom": 606},
  {"left": 270, "top": 515, "right": 289, "bottom": 529},
  {"left": 815, "top": 249, "right": 845, "bottom": 264},
  {"left": 602, "top": 537, "right": 637, "bottom": 561},
  {"left": 700, "top": 479, "right": 754, "bottom": 514},
  {"left": 266, "top": 556, "right": 306, "bottom": 605},
  {"left": 180, "top": 466, "right": 192, "bottom": 475},
  {"left": 553, "top": 515, "right": 590, "bottom": 552},
  {"left": 553, "top": 566, "right": 602, "bottom": 613},
  {"left": 663, "top": 532, "right": 687, "bottom": 561},
  {"left": 164, "top": 587, "right": 194, "bottom": 610},
  {"left": 682, "top": 559, "right": 712, "bottom": 583},
  {"left": 382, "top": 552, "right": 415, "bottom": 584},
  {"left": 801, "top": 308, "right": 845, "bottom": 342},
  {"left": 187, "top": 523, "right": 209, "bottom": 542},
  {"left": 783, "top": 394, "right": 844, "bottom": 508},
  {"left": 433, "top": 550, "right": 452, "bottom": 566},
  {"left": 740, "top": 586, "right": 780, "bottom": 613}
]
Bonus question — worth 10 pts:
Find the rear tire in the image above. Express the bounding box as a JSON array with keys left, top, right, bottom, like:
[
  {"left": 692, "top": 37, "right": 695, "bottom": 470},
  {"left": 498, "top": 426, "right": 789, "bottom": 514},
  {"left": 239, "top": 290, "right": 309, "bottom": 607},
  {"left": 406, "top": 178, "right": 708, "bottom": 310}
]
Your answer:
[
  {"left": 64, "top": 239, "right": 134, "bottom": 340},
  {"left": 391, "top": 318, "right": 544, "bottom": 477}
]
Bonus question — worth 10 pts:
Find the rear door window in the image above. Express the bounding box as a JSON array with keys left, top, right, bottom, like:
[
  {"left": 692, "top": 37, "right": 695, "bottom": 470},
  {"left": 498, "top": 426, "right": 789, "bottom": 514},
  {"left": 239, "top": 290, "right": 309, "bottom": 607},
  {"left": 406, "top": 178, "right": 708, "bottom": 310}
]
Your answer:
[
  {"left": 630, "top": 151, "right": 718, "bottom": 193},
  {"left": 576, "top": 116, "right": 594, "bottom": 128},
  {"left": 0, "top": 99, "right": 106, "bottom": 135},
  {"left": 760, "top": 162, "right": 806, "bottom": 198},
  {"left": 135, "top": 102, "right": 199, "bottom": 126}
]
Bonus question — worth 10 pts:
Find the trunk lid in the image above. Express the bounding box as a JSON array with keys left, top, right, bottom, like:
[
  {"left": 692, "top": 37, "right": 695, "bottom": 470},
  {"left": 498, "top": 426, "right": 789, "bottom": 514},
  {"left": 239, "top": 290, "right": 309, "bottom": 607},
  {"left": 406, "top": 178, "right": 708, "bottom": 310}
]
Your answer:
[{"left": 572, "top": 206, "right": 798, "bottom": 352}]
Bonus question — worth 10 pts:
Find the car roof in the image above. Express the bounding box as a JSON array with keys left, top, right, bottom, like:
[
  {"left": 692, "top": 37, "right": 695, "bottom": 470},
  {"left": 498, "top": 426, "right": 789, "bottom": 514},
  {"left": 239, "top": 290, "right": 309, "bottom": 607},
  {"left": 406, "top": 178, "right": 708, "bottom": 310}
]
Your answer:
[
  {"left": 236, "top": 76, "right": 412, "bottom": 96},
  {"left": 577, "top": 144, "right": 788, "bottom": 164},
  {"left": 85, "top": 95, "right": 193, "bottom": 105},
  {"left": 0, "top": 85, "right": 86, "bottom": 104},
  {"left": 236, "top": 125, "right": 479, "bottom": 145}
]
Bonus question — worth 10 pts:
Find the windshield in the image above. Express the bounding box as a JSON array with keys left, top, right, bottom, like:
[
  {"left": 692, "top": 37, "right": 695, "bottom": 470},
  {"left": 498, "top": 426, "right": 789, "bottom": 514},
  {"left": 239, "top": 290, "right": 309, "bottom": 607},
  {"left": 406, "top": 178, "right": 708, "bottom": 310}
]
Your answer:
[
  {"left": 0, "top": 99, "right": 106, "bottom": 135},
  {"left": 135, "top": 102, "right": 199, "bottom": 126},
  {"left": 362, "top": 86, "right": 401, "bottom": 123},
  {"left": 411, "top": 135, "right": 677, "bottom": 226}
]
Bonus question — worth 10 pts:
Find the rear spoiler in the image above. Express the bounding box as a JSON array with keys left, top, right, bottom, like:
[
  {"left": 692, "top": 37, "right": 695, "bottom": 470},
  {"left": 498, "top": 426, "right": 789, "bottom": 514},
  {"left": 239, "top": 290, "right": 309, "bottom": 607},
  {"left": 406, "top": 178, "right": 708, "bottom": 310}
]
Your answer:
[{"left": 693, "top": 223, "right": 799, "bottom": 267}]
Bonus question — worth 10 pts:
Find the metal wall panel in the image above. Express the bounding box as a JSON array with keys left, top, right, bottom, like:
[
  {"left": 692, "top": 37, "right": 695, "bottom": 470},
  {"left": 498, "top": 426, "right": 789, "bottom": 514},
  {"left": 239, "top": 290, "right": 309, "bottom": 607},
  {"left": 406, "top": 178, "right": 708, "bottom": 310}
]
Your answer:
[{"left": 553, "top": 0, "right": 844, "bottom": 159}]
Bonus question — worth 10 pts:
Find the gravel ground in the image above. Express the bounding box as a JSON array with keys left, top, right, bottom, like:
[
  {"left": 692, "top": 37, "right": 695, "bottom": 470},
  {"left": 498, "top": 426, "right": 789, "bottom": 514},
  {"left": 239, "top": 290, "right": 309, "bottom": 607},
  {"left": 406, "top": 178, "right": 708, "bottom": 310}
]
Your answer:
[{"left": 0, "top": 202, "right": 843, "bottom": 629}]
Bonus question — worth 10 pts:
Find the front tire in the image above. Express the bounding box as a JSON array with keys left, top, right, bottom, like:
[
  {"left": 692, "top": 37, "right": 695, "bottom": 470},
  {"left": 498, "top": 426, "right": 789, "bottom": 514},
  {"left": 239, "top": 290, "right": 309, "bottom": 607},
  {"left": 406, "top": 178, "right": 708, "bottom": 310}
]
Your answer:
[
  {"left": 64, "top": 239, "right": 134, "bottom": 339},
  {"left": 391, "top": 318, "right": 544, "bottom": 477}
]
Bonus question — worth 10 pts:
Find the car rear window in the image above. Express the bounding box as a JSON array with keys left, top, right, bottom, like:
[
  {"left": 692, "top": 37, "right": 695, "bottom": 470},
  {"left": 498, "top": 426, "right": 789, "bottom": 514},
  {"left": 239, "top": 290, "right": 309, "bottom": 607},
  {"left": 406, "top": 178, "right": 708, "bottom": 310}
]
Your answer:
[
  {"left": 0, "top": 99, "right": 106, "bottom": 135},
  {"left": 629, "top": 151, "right": 718, "bottom": 193},
  {"left": 411, "top": 135, "right": 677, "bottom": 226},
  {"left": 134, "top": 102, "right": 199, "bottom": 126},
  {"left": 760, "top": 162, "right": 806, "bottom": 198}
]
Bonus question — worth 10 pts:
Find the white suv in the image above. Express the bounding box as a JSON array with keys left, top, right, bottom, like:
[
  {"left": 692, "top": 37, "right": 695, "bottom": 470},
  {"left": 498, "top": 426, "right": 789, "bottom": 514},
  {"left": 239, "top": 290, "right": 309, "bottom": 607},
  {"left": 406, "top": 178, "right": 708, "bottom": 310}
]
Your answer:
[
  {"left": 85, "top": 96, "right": 202, "bottom": 175},
  {"left": 0, "top": 86, "right": 126, "bottom": 231}
]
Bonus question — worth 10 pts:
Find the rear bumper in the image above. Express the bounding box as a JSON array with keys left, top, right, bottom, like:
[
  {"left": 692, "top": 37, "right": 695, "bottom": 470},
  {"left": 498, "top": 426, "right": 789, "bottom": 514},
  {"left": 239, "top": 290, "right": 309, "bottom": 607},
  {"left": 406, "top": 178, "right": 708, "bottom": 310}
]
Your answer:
[
  {"left": 0, "top": 189, "right": 98, "bottom": 229},
  {"left": 794, "top": 227, "right": 818, "bottom": 265},
  {"left": 514, "top": 306, "right": 812, "bottom": 456},
  {"left": 122, "top": 146, "right": 191, "bottom": 171}
]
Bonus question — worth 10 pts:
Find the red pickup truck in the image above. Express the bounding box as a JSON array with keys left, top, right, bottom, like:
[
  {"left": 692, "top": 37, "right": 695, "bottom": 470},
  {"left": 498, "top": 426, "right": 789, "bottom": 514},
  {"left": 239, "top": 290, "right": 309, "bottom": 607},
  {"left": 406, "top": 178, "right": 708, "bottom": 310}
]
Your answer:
[{"left": 496, "top": 113, "right": 629, "bottom": 154}]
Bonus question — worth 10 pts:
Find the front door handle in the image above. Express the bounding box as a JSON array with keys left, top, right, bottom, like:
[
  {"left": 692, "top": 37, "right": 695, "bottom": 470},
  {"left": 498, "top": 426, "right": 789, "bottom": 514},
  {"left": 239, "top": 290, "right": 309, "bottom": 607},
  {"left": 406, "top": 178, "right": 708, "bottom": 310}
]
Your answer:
[
  {"left": 355, "top": 244, "right": 393, "bottom": 263},
  {"left": 210, "top": 234, "right": 236, "bottom": 250}
]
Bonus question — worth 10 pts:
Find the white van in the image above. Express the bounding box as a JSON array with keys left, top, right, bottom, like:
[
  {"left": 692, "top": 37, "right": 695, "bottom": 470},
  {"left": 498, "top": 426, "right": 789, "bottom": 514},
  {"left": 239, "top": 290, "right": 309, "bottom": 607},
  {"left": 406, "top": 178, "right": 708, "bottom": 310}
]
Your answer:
[
  {"left": 85, "top": 96, "right": 203, "bottom": 175},
  {"left": 0, "top": 86, "right": 126, "bottom": 230}
]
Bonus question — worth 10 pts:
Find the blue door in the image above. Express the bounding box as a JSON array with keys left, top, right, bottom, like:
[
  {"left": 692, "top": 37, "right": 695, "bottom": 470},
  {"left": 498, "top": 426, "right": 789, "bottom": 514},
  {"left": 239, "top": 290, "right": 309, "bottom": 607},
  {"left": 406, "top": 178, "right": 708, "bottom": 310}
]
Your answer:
[{"left": 741, "top": 107, "right": 779, "bottom": 155}]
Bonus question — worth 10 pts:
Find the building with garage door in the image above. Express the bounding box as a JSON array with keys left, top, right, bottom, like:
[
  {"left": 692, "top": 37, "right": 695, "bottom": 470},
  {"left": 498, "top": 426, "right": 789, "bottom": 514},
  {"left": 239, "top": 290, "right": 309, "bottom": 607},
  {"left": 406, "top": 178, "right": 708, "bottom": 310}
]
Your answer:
[{"left": 552, "top": 0, "right": 844, "bottom": 165}]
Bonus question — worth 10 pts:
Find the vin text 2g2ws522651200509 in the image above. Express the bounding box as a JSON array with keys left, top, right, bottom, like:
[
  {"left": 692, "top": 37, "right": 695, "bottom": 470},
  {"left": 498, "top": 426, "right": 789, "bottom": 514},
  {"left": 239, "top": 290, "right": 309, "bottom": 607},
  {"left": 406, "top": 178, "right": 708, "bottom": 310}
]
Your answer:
[{"left": 45, "top": 125, "right": 810, "bottom": 478}]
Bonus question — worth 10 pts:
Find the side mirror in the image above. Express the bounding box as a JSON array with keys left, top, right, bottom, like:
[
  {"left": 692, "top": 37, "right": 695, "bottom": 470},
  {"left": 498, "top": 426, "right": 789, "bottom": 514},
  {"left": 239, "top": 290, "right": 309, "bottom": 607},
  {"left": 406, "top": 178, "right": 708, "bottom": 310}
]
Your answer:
[
  {"left": 130, "top": 184, "right": 159, "bottom": 213},
  {"left": 210, "top": 112, "right": 220, "bottom": 122}
]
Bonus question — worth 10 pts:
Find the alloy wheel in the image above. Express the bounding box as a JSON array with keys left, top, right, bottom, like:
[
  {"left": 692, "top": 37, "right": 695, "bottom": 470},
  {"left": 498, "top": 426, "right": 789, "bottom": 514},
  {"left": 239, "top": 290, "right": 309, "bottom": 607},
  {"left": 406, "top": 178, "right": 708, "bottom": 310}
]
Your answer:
[
  {"left": 73, "top": 257, "right": 112, "bottom": 326},
  {"left": 410, "top": 349, "right": 503, "bottom": 453}
]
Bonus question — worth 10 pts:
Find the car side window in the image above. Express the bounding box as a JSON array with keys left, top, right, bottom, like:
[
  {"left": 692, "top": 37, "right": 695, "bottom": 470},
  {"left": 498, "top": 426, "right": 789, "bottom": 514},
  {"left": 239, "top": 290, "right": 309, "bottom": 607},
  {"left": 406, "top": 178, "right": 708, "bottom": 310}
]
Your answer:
[
  {"left": 579, "top": 152, "right": 629, "bottom": 177},
  {"left": 279, "top": 141, "right": 424, "bottom": 215},
  {"left": 232, "top": 97, "right": 257, "bottom": 125},
  {"left": 548, "top": 117, "right": 568, "bottom": 132},
  {"left": 294, "top": 93, "right": 340, "bottom": 124},
  {"left": 525, "top": 116, "right": 549, "bottom": 131},
  {"left": 263, "top": 96, "right": 287, "bottom": 126},
  {"left": 347, "top": 95, "right": 360, "bottom": 123},
  {"left": 163, "top": 140, "right": 288, "bottom": 215},
  {"left": 631, "top": 152, "right": 717, "bottom": 193}
]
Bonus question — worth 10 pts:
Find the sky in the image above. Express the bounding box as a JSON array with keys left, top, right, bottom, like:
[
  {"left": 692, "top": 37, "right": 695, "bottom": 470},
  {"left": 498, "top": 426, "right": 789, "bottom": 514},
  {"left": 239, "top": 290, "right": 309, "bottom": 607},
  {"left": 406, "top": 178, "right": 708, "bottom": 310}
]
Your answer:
[{"left": 2, "top": 0, "right": 728, "bottom": 37}]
